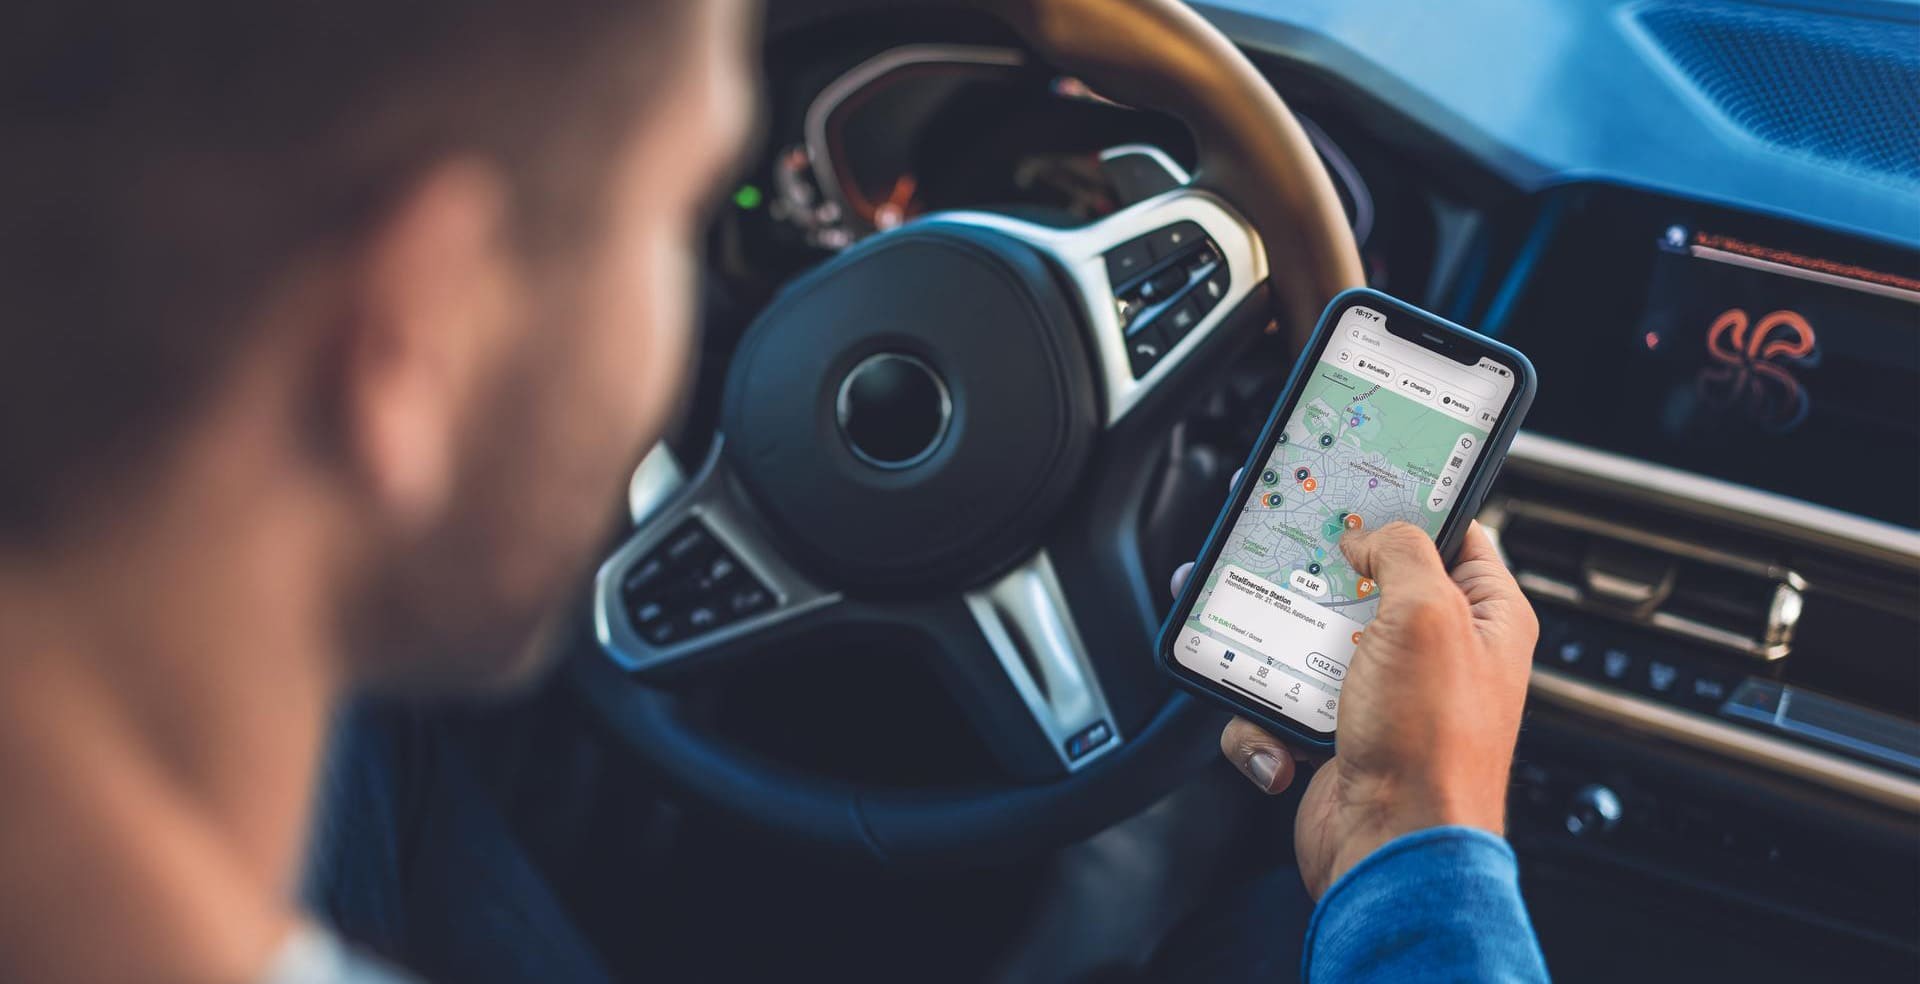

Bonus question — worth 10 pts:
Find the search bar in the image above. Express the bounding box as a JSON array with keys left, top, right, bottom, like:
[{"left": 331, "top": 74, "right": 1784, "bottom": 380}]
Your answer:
[{"left": 1342, "top": 326, "right": 1498, "bottom": 400}]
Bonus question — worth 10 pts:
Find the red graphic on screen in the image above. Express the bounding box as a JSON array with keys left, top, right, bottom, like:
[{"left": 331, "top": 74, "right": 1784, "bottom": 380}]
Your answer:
[{"left": 1696, "top": 308, "right": 1817, "bottom": 431}]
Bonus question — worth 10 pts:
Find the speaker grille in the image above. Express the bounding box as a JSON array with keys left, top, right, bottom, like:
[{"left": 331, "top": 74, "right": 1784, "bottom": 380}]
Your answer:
[{"left": 1635, "top": 1, "right": 1920, "bottom": 186}]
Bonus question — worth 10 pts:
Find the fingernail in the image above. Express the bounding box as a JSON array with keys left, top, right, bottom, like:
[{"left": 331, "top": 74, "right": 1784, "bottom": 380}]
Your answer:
[{"left": 1247, "top": 751, "right": 1281, "bottom": 790}]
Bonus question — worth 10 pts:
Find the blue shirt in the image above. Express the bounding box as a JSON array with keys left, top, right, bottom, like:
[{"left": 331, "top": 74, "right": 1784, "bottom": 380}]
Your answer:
[{"left": 1304, "top": 826, "right": 1550, "bottom": 982}]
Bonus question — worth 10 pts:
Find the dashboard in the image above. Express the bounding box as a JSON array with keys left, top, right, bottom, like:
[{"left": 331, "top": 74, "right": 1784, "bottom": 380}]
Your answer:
[
  {"left": 721, "top": 2, "right": 1920, "bottom": 975},
  {"left": 716, "top": 40, "right": 1384, "bottom": 289},
  {"left": 1494, "top": 187, "right": 1920, "bottom": 529}
]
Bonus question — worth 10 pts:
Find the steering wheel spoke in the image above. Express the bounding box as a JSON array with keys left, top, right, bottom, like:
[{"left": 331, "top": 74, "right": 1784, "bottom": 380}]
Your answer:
[
  {"left": 593, "top": 439, "right": 843, "bottom": 678},
  {"left": 930, "top": 185, "right": 1268, "bottom": 428},
  {"left": 937, "top": 551, "right": 1124, "bottom": 779}
]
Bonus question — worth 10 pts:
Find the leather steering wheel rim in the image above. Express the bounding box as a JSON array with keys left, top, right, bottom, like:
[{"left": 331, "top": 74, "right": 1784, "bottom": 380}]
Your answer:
[
  {"left": 571, "top": 0, "right": 1363, "bottom": 870},
  {"left": 988, "top": 0, "right": 1364, "bottom": 335}
]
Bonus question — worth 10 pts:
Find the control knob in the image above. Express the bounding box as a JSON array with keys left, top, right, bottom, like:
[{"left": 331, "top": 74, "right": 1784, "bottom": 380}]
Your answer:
[{"left": 1565, "top": 783, "right": 1622, "bottom": 838}]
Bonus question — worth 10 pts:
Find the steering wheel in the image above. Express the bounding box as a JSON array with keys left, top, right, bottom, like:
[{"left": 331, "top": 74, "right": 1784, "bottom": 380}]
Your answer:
[{"left": 570, "top": 0, "right": 1362, "bottom": 869}]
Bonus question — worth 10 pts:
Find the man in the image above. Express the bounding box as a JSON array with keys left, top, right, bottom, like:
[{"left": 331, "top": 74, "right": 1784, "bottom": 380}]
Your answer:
[
  {"left": 1, "top": 1, "right": 752, "bottom": 980},
  {"left": 0, "top": 1, "right": 1543, "bottom": 981}
]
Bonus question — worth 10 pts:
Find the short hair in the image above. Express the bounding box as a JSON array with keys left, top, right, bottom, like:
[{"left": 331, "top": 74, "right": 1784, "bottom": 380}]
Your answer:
[{"left": 0, "top": 1, "right": 692, "bottom": 541}]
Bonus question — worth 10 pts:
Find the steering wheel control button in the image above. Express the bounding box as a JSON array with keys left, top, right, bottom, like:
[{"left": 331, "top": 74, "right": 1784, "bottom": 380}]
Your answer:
[
  {"left": 620, "top": 520, "right": 775, "bottom": 649},
  {"left": 1148, "top": 221, "right": 1206, "bottom": 258},
  {"left": 1200, "top": 267, "right": 1229, "bottom": 306},
  {"left": 1127, "top": 326, "right": 1167, "bottom": 377},
  {"left": 835, "top": 353, "right": 952, "bottom": 470},
  {"left": 1064, "top": 720, "right": 1114, "bottom": 761},
  {"left": 1156, "top": 298, "right": 1203, "bottom": 347},
  {"left": 727, "top": 584, "right": 773, "bottom": 618},
  {"left": 1103, "top": 237, "right": 1154, "bottom": 284},
  {"left": 1136, "top": 266, "right": 1188, "bottom": 304}
]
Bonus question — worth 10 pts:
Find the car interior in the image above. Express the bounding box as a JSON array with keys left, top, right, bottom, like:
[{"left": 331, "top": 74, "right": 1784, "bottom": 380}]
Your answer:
[{"left": 443, "top": 1, "right": 1920, "bottom": 980}]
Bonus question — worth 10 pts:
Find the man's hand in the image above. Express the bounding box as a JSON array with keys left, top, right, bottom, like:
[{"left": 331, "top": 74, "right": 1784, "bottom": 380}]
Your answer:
[{"left": 1177, "top": 519, "right": 1537, "bottom": 899}]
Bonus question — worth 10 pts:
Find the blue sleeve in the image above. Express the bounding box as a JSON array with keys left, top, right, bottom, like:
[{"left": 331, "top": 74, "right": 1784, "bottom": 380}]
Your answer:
[{"left": 1302, "top": 826, "right": 1549, "bottom": 983}]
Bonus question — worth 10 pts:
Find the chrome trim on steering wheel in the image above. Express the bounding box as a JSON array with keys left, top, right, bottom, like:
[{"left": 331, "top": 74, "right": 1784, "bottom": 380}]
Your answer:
[
  {"left": 595, "top": 439, "right": 842, "bottom": 673},
  {"left": 930, "top": 187, "right": 1267, "bottom": 426},
  {"left": 1097, "top": 142, "right": 1193, "bottom": 186},
  {"left": 964, "top": 552, "right": 1122, "bottom": 771},
  {"left": 627, "top": 442, "right": 687, "bottom": 524}
]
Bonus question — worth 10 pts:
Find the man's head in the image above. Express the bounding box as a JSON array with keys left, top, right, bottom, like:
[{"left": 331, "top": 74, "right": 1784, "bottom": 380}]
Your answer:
[{"left": 1, "top": 1, "right": 757, "bottom": 690}]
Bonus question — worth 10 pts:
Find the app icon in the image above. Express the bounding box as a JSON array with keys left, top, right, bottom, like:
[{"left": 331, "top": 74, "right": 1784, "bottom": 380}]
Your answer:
[{"left": 1356, "top": 578, "right": 1376, "bottom": 597}]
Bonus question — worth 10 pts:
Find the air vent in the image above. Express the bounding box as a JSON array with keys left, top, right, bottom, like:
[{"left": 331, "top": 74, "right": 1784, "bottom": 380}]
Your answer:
[
  {"left": 1493, "top": 498, "right": 1803, "bottom": 660},
  {"left": 1632, "top": 1, "right": 1920, "bottom": 186}
]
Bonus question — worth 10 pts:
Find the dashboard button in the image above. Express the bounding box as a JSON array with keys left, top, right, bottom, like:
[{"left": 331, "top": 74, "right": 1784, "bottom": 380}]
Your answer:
[
  {"left": 1685, "top": 672, "right": 1733, "bottom": 710},
  {"left": 1104, "top": 238, "right": 1154, "bottom": 285},
  {"left": 1642, "top": 658, "right": 1684, "bottom": 697},
  {"left": 1598, "top": 645, "right": 1639, "bottom": 683},
  {"left": 1548, "top": 637, "right": 1591, "bottom": 674}
]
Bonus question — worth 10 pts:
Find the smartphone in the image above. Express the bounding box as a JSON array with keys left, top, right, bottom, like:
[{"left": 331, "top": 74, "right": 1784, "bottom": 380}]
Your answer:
[{"left": 1156, "top": 288, "right": 1536, "bottom": 750}]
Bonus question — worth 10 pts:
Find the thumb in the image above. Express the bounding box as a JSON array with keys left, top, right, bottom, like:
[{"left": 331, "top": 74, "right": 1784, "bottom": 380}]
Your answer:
[
  {"left": 1220, "top": 717, "right": 1297, "bottom": 794},
  {"left": 1339, "top": 521, "right": 1453, "bottom": 599}
]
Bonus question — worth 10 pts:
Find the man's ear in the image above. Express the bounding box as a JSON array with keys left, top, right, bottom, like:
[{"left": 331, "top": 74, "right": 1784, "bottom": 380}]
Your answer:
[{"left": 335, "top": 161, "right": 517, "bottom": 529}]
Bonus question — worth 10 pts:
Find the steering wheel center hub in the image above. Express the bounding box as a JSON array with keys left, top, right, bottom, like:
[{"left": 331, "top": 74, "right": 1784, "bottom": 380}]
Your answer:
[
  {"left": 836, "top": 353, "right": 953, "bottom": 469},
  {"left": 720, "top": 224, "right": 1100, "bottom": 592}
]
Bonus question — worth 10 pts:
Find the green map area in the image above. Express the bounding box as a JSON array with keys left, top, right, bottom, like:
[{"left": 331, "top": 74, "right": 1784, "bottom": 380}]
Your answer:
[{"left": 1195, "top": 360, "right": 1489, "bottom": 623}]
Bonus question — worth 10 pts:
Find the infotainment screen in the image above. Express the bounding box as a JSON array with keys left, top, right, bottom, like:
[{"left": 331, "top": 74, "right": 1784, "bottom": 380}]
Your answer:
[{"left": 1490, "top": 189, "right": 1920, "bottom": 529}]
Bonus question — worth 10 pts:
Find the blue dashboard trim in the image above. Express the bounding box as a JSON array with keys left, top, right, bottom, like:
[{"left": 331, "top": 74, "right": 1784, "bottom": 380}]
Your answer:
[
  {"left": 1479, "top": 195, "right": 1568, "bottom": 338},
  {"left": 1196, "top": 0, "right": 1920, "bottom": 251}
]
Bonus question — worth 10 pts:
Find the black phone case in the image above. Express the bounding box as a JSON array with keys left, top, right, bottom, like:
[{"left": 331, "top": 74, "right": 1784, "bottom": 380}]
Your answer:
[{"left": 1154, "top": 287, "right": 1538, "bottom": 751}]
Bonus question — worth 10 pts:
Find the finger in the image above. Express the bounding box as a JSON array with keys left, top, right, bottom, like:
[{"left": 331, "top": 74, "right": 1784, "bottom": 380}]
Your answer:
[
  {"left": 1449, "top": 521, "right": 1527, "bottom": 607},
  {"left": 1450, "top": 520, "right": 1539, "bottom": 652},
  {"left": 1339, "top": 521, "right": 1454, "bottom": 599},
  {"left": 1220, "top": 717, "right": 1297, "bottom": 794}
]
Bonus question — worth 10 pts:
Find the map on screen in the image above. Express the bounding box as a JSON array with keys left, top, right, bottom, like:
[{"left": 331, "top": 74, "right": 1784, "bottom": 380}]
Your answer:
[
  {"left": 1195, "top": 360, "right": 1485, "bottom": 624},
  {"left": 1173, "top": 303, "right": 1515, "bottom": 732}
]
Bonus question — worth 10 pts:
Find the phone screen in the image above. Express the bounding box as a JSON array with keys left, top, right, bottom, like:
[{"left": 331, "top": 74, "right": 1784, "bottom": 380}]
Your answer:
[{"left": 1169, "top": 302, "right": 1520, "bottom": 735}]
